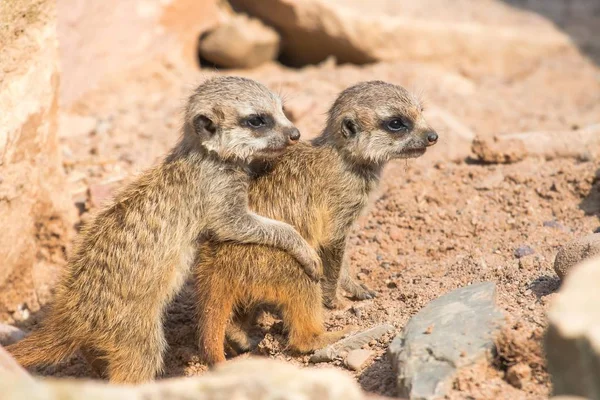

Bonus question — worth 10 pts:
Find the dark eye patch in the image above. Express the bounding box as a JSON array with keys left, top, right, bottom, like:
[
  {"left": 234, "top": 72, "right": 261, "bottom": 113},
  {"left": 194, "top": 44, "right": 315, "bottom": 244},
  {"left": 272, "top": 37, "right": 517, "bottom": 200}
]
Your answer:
[
  {"left": 383, "top": 117, "right": 413, "bottom": 133},
  {"left": 242, "top": 114, "right": 274, "bottom": 130}
]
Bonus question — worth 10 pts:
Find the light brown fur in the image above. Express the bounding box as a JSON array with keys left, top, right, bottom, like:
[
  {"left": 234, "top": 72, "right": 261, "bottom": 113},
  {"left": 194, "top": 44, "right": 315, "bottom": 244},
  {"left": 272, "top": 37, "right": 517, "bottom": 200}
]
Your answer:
[
  {"left": 195, "top": 81, "right": 439, "bottom": 365},
  {"left": 7, "top": 76, "right": 322, "bottom": 384}
]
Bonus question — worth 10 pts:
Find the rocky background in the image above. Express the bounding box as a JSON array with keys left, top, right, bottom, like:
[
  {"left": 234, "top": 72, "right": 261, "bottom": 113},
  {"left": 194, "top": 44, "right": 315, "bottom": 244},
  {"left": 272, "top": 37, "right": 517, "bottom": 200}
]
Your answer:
[{"left": 1, "top": 0, "right": 599, "bottom": 399}]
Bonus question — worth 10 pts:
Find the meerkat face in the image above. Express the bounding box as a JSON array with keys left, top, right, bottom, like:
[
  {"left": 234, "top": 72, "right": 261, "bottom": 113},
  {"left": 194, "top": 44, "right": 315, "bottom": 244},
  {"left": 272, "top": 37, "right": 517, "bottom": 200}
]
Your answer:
[
  {"left": 185, "top": 76, "right": 300, "bottom": 162},
  {"left": 325, "top": 81, "right": 438, "bottom": 165}
]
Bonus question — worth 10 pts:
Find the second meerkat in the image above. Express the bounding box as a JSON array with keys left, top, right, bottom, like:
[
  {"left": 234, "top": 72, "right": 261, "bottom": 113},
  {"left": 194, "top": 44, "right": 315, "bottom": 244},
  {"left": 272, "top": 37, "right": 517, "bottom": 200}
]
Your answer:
[
  {"left": 7, "top": 76, "right": 322, "bottom": 384},
  {"left": 195, "top": 81, "right": 439, "bottom": 365}
]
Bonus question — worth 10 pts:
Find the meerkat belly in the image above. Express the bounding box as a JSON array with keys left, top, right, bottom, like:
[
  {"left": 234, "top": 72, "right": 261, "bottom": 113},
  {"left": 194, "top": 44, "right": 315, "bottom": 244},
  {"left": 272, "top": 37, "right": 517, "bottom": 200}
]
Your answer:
[
  {"left": 304, "top": 204, "right": 333, "bottom": 248},
  {"left": 164, "top": 242, "right": 197, "bottom": 302}
]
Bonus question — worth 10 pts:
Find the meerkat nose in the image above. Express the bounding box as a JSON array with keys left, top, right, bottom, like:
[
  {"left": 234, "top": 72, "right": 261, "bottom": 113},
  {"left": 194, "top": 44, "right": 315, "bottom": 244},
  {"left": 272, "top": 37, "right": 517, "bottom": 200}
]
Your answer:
[
  {"left": 426, "top": 131, "right": 438, "bottom": 145},
  {"left": 288, "top": 127, "right": 301, "bottom": 142}
]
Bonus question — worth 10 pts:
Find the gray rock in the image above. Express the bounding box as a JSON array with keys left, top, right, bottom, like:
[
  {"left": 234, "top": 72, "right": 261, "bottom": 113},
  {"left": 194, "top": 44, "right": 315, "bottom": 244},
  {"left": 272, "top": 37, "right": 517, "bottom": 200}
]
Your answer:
[
  {"left": 514, "top": 245, "right": 535, "bottom": 258},
  {"left": 543, "top": 220, "right": 571, "bottom": 233},
  {"left": 310, "top": 324, "right": 394, "bottom": 363},
  {"left": 546, "top": 255, "right": 600, "bottom": 399},
  {"left": 345, "top": 349, "right": 374, "bottom": 371},
  {"left": 0, "top": 324, "right": 26, "bottom": 346},
  {"left": 389, "top": 282, "right": 505, "bottom": 400},
  {"left": 554, "top": 233, "right": 600, "bottom": 280}
]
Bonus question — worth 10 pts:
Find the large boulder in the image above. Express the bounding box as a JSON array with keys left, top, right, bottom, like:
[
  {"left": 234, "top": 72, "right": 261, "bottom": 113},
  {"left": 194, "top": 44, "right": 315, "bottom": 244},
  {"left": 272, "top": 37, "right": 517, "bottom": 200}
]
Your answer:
[
  {"left": 545, "top": 255, "right": 600, "bottom": 398},
  {"left": 0, "top": 0, "right": 74, "bottom": 322},
  {"left": 231, "top": 0, "right": 571, "bottom": 77},
  {"left": 57, "top": 0, "right": 219, "bottom": 106}
]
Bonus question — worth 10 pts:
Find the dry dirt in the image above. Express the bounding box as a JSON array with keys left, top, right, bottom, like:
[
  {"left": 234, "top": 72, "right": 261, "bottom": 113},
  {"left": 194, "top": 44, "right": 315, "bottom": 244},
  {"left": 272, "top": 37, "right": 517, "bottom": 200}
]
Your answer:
[{"left": 3, "top": 15, "right": 600, "bottom": 400}]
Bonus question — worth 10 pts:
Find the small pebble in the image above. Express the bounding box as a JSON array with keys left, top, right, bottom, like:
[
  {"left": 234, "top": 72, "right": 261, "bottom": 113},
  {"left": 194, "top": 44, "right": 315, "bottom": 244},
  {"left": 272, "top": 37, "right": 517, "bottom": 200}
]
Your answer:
[
  {"left": 344, "top": 349, "right": 374, "bottom": 371},
  {"left": 514, "top": 245, "right": 535, "bottom": 258},
  {"left": 543, "top": 220, "right": 570, "bottom": 232},
  {"left": 554, "top": 233, "right": 600, "bottom": 279}
]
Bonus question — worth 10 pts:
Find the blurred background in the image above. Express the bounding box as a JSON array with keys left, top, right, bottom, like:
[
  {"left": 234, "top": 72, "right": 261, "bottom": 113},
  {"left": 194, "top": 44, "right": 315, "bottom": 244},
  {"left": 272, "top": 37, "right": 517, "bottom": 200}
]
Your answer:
[{"left": 1, "top": 0, "right": 599, "bottom": 398}]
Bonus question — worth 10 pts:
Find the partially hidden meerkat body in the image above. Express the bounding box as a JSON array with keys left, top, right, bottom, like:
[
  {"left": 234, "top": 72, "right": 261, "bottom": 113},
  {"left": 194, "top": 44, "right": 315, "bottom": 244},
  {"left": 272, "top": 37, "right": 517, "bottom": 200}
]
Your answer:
[
  {"left": 195, "top": 81, "right": 439, "bottom": 365},
  {"left": 7, "top": 76, "right": 322, "bottom": 384}
]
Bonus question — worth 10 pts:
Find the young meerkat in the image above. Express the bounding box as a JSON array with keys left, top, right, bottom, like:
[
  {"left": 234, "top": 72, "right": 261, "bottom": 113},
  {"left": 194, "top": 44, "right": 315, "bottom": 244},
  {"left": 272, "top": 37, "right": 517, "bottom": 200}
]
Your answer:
[
  {"left": 195, "top": 81, "right": 438, "bottom": 365},
  {"left": 7, "top": 76, "right": 323, "bottom": 384}
]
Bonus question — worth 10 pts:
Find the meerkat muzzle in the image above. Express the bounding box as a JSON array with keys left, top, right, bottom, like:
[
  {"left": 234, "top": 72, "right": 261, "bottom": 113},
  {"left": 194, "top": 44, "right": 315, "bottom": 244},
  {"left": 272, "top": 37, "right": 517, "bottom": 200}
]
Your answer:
[
  {"left": 287, "top": 127, "right": 301, "bottom": 143},
  {"left": 426, "top": 131, "right": 438, "bottom": 146}
]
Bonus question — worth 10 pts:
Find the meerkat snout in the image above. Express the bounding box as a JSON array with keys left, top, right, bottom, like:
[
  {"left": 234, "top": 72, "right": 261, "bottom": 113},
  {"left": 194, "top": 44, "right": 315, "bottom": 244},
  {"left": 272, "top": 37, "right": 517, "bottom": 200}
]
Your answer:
[
  {"left": 410, "top": 125, "right": 438, "bottom": 151},
  {"left": 287, "top": 126, "right": 301, "bottom": 143},
  {"left": 426, "top": 131, "right": 438, "bottom": 145}
]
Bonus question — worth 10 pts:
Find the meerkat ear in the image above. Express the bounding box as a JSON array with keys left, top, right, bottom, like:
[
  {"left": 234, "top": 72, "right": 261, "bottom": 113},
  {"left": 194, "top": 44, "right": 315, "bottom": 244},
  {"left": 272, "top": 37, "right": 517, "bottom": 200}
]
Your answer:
[
  {"left": 193, "top": 114, "right": 217, "bottom": 138},
  {"left": 341, "top": 117, "right": 359, "bottom": 138}
]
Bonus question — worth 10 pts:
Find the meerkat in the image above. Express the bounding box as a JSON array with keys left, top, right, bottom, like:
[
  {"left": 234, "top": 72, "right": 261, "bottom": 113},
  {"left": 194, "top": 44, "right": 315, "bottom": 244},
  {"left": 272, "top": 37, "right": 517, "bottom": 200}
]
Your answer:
[
  {"left": 6, "top": 76, "right": 323, "bottom": 384},
  {"left": 195, "top": 80, "right": 439, "bottom": 365}
]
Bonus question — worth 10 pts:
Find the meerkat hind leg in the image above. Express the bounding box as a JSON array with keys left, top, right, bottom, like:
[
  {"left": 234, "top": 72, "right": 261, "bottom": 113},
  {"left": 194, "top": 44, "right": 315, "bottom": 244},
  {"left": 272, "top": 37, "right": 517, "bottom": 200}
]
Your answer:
[
  {"left": 104, "top": 319, "right": 166, "bottom": 384},
  {"left": 80, "top": 346, "right": 109, "bottom": 379},
  {"left": 196, "top": 276, "right": 236, "bottom": 366},
  {"left": 280, "top": 284, "right": 354, "bottom": 353}
]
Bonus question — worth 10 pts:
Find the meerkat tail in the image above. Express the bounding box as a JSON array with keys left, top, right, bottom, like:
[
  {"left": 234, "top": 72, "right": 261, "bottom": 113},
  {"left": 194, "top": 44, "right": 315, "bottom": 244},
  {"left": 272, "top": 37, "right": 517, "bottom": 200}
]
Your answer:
[{"left": 6, "top": 327, "right": 78, "bottom": 368}]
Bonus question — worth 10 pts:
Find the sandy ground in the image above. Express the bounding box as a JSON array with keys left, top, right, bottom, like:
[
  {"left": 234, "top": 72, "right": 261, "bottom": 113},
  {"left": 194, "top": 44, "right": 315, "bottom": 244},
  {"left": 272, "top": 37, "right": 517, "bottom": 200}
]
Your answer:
[{"left": 4, "top": 16, "right": 600, "bottom": 399}]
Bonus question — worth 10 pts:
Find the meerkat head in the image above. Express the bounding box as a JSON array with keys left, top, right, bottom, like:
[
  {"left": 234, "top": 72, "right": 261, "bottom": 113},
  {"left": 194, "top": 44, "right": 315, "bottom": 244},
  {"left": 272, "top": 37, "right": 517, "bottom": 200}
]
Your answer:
[
  {"left": 183, "top": 76, "right": 300, "bottom": 162},
  {"left": 322, "top": 81, "right": 438, "bottom": 166}
]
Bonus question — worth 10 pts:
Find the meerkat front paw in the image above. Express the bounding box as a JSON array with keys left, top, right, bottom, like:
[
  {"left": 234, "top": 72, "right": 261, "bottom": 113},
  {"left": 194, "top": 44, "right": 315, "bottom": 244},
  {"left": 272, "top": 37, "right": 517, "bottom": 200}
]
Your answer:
[{"left": 298, "top": 248, "right": 323, "bottom": 282}]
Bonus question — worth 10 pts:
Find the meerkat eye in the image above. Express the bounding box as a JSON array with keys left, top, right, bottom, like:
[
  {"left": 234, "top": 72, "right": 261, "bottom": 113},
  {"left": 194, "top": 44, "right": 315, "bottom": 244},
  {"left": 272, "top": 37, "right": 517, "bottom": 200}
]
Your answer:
[
  {"left": 386, "top": 118, "right": 410, "bottom": 132},
  {"left": 247, "top": 116, "right": 267, "bottom": 128}
]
